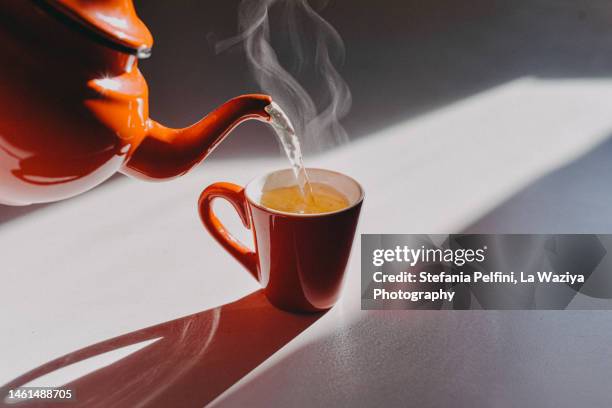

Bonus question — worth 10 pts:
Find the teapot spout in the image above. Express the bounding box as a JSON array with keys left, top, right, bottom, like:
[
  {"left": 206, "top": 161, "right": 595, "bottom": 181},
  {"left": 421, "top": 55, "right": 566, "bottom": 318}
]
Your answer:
[{"left": 123, "top": 94, "right": 272, "bottom": 180}]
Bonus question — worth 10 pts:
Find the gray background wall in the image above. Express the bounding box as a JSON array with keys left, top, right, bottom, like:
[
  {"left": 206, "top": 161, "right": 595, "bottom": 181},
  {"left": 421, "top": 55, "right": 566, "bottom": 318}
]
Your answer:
[{"left": 135, "top": 0, "right": 612, "bottom": 158}]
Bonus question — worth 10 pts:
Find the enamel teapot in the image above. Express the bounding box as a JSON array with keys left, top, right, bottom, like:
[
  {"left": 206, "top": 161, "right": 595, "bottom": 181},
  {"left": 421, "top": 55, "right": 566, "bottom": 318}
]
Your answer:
[{"left": 0, "top": 0, "right": 272, "bottom": 205}]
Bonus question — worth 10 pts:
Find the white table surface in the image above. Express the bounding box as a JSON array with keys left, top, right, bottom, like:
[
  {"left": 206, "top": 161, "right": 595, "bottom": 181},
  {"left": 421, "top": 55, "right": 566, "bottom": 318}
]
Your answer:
[{"left": 2, "top": 77, "right": 612, "bottom": 407}]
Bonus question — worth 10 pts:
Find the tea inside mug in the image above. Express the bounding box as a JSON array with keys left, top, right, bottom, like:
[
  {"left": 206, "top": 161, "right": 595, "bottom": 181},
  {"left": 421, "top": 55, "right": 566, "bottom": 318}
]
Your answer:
[
  {"left": 246, "top": 168, "right": 363, "bottom": 215},
  {"left": 261, "top": 183, "right": 349, "bottom": 214}
]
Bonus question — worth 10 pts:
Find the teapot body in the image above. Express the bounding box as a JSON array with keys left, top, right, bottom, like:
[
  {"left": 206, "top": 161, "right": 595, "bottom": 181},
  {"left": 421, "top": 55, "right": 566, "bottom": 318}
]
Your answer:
[
  {"left": 0, "top": 1, "right": 149, "bottom": 205},
  {"left": 0, "top": 1, "right": 272, "bottom": 206}
]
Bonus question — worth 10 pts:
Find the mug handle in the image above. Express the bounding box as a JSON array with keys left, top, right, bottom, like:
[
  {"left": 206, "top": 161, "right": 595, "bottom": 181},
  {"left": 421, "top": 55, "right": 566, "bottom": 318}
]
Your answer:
[{"left": 198, "top": 182, "right": 259, "bottom": 280}]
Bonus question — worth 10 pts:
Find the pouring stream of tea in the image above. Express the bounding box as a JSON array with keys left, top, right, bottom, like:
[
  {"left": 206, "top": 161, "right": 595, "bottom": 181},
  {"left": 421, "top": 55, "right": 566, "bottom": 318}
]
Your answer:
[{"left": 265, "top": 102, "right": 314, "bottom": 200}]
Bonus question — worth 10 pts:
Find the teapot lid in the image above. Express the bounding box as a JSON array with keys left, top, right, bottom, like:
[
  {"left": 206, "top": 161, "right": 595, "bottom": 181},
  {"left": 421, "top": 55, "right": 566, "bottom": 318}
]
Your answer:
[{"left": 42, "top": 0, "right": 153, "bottom": 58}]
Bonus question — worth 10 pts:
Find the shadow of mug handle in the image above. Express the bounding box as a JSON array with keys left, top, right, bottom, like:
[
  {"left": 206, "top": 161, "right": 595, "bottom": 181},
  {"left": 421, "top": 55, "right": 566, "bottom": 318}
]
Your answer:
[
  {"left": 198, "top": 182, "right": 259, "bottom": 280},
  {"left": 0, "top": 325, "right": 163, "bottom": 395}
]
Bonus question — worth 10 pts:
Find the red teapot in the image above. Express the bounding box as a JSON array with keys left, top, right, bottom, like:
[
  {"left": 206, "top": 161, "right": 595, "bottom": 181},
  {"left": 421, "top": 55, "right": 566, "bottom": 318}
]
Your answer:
[{"left": 0, "top": 0, "right": 272, "bottom": 205}]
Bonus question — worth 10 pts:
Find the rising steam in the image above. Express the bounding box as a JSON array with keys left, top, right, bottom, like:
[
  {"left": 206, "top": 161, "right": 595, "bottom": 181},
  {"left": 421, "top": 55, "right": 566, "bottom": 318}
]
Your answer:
[{"left": 216, "top": 0, "right": 351, "bottom": 152}]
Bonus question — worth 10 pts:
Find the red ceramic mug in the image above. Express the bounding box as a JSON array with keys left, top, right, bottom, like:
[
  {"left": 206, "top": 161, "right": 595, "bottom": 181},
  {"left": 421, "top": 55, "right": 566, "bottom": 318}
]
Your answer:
[{"left": 199, "top": 168, "right": 364, "bottom": 312}]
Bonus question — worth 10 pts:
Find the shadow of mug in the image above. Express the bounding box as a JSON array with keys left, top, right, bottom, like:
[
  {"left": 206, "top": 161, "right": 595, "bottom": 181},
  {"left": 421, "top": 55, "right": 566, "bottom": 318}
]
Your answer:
[{"left": 0, "top": 290, "right": 323, "bottom": 407}]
